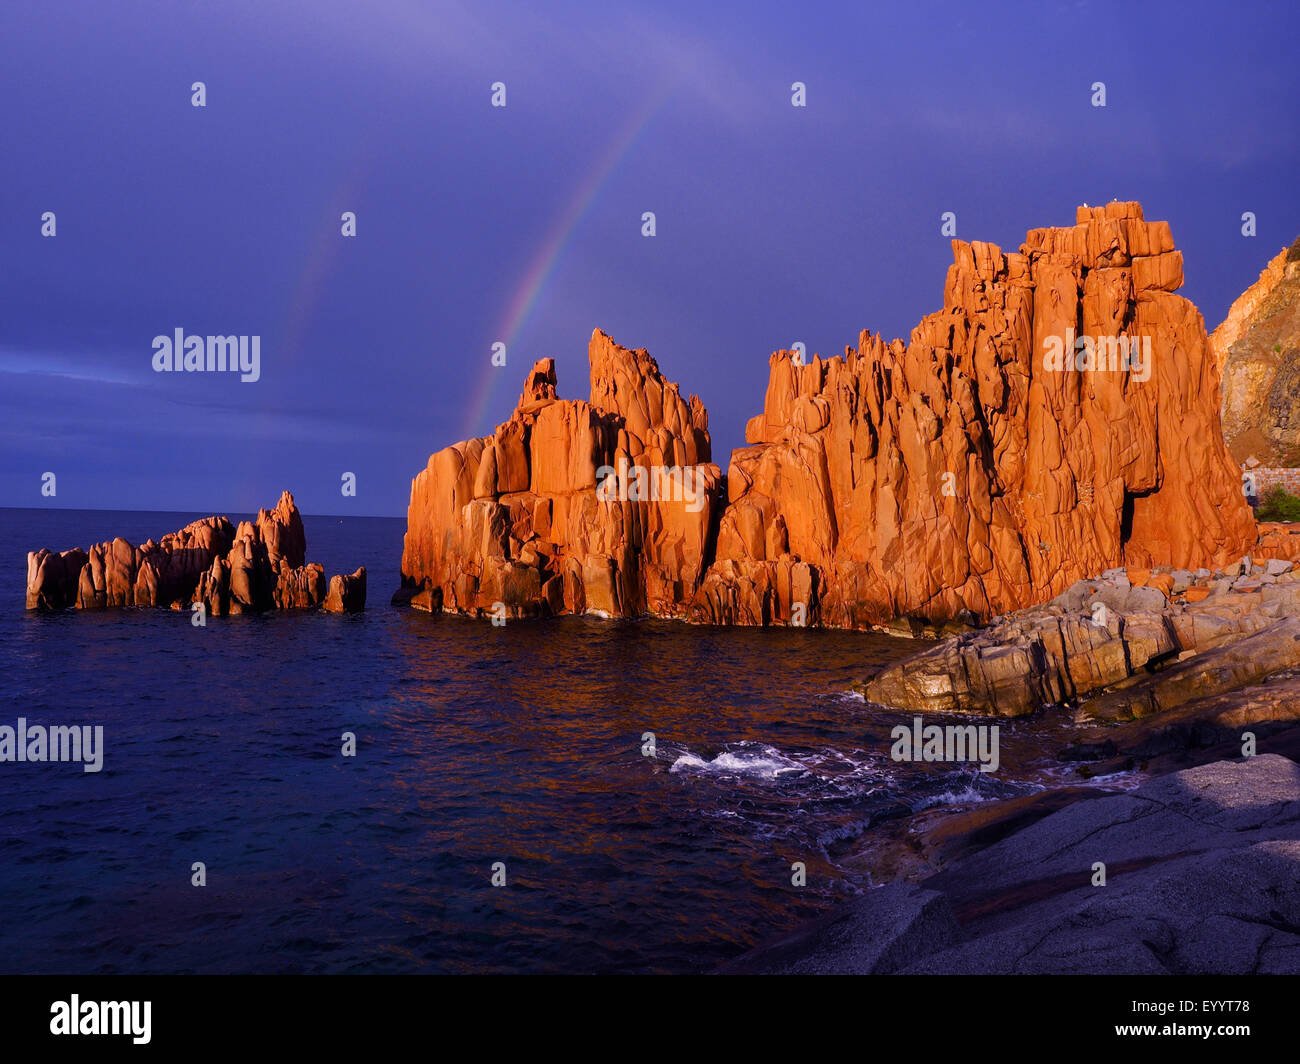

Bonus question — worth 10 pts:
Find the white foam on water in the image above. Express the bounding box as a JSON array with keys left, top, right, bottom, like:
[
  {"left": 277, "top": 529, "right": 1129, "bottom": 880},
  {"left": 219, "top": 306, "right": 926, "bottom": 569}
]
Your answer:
[
  {"left": 816, "top": 817, "right": 877, "bottom": 847},
  {"left": 911, "top": 784, "right": 996, "bottom": 811},
  {"left": 1076, "top": 768, "right": 1146, "bottom": 790},
  {"left": 1037, "top": 762, "right": 1146, "bottom": 791},
  {"left": 669, "top": 744, "right": 807, "bottom": 780}
]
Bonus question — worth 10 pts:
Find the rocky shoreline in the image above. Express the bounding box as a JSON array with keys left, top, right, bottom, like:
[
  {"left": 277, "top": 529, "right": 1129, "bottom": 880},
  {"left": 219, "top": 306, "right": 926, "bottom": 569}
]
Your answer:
[
  {"left": 17, "top": 201, "right": 1300, "bottom": 975},
  {"left": 723, "top": 542, "right": 1300, "bottom": 974},
  {"left": 861, "top": 546, "right": 1300, "bottom": 727},
  {"left": 723, "top": 753, "right": 1300, "bottom": 974}
]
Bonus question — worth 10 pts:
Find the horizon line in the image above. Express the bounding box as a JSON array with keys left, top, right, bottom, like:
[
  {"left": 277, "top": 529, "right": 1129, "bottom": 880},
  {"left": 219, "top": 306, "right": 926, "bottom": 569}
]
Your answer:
[{"left": 0, "top": 504, "right": 406, "bottom": 520}]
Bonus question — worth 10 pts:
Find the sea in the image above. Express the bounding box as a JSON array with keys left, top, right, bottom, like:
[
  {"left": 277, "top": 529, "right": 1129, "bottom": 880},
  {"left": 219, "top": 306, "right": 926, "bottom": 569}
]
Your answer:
[{"left": 1, "top": 507, "right": 1105, "bottom": 974}]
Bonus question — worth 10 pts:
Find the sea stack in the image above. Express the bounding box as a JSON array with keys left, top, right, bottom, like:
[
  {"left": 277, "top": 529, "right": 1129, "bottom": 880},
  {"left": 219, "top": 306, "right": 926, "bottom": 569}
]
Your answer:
[
  {"left": 400, "top": 204, "right": 1275, "bottom": 628},
  {"left": 398, "top": 332, "right": 722, "bottom": 619}
]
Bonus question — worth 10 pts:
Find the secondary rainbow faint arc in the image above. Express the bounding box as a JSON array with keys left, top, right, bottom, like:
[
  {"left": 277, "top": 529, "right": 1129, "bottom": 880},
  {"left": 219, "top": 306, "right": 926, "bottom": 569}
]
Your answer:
[{"left": 458, "top": 84, "right": 673, "bottom": 442}]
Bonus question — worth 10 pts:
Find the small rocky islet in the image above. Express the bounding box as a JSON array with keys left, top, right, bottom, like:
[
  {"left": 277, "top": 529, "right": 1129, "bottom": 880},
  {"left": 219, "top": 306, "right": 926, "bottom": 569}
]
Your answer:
[{"left": 25, "top": 490, "right": 365, "bottom": 616}]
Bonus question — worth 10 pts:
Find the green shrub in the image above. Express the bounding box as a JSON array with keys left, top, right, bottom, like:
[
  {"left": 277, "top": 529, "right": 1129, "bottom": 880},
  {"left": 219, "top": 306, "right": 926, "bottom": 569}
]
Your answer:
[{"left": 1256, "top": 485, "right": 1300, "bottom": 521}]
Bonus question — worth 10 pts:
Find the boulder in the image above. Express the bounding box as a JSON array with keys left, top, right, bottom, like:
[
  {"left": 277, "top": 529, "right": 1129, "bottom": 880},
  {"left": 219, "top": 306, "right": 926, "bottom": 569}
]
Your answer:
[
  {"left": 324, "top": 567, "right": 367, "bottom": 613},
  {"left": 863, "top": 565, "right": 1300, "bottom": 718}
]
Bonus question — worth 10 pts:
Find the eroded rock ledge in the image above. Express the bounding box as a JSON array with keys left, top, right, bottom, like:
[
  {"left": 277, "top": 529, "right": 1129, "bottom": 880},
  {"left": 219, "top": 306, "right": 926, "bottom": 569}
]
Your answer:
[
  {"left": 399, "top": 203, "right": 1274, "bottom": 627},
  {"left": 862, "top": 548, "right": 1300, "bottom": 720},
  {"left": 26, "top": 491, "right": 366, "bottom": 615}
]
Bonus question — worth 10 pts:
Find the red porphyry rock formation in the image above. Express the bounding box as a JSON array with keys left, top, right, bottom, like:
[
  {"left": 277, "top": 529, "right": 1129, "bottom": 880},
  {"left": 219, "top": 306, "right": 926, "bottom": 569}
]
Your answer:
[
  {"left": 324, "top": 567, "right": 367, "bottom": 614},
  {"left": 398, "top": 330, "right": 721, "bottom": 618},
  {"left": 25, "top": 548, "right": 89, "bottom": 611},
  {"left": 26, "top": 491, "right": 365, "bottom": 615},
  {"left": 695, "top": 203, "right": 1258, "bottom": 626},
  {"left": 401, "top": 204, "right": 1273, "bottom": 628}
]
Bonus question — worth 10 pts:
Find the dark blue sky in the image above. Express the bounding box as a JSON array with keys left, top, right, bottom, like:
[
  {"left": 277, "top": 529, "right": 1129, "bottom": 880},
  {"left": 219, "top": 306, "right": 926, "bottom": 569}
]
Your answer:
[{"left": 2, "top": 0, "right": 1297, "bottom": 516}]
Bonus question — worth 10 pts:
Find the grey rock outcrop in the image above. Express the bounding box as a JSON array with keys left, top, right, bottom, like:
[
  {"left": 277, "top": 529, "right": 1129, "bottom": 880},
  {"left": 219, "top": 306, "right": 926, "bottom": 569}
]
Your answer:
[{"left": 726, "top": 755, "right": 1300, "bottom": 974}]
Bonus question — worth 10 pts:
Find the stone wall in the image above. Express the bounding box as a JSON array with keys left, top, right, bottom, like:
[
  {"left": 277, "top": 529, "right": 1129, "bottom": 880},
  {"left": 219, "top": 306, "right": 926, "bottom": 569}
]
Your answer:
[{"left": 1249, "top": 467, "right": 1300, "bottom": 498}]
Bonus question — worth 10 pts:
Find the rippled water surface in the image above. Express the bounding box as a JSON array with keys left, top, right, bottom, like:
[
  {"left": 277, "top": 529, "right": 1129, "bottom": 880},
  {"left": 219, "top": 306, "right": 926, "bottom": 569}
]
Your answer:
[{"left": 2, "top": 508, "right": 1091, "bottom": 973}]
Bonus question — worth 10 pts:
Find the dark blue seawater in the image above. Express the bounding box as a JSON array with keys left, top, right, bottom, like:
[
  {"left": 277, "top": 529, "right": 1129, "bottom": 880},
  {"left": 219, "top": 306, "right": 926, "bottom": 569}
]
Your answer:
[{"left": 0, "top": 507, "right": 1086, "bottom": 974}]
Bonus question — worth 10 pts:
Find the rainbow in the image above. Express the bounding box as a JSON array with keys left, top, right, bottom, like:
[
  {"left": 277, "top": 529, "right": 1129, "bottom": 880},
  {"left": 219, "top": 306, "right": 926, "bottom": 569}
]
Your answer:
[
  {"left": 458, "top": 84, "right": 673, "bottom": 441},
  {"left": 282, "top": 136, "right": 374, "bottom": 368}
]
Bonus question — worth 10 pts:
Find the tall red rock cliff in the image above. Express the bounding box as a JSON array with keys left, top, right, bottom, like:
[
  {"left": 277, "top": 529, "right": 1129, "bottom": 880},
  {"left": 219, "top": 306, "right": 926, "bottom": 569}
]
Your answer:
[
  {"left": 1210, "top": 246, "right": 1290, "bottom": 373},
  {"left": 398, "top": 330, "right": 721, "bottom": 618},
  {"left": 401, "top": 204, "right": 1260, "bottom": 627},
  {"left": 696, "top": 204, "right": 1256, "bottom": 626}
]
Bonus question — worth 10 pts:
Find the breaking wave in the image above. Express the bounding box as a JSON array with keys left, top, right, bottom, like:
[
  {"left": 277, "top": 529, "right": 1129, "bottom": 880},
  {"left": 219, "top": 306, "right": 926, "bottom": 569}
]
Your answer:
[{"left": 670, "top": 744, "right": 809, "bottom": 779}]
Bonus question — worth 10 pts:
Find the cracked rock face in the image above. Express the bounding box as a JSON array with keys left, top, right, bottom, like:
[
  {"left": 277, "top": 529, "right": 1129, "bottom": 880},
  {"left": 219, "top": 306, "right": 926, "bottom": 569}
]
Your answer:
[
  {"left": 1212, "top": 245, "right": 1300, "bottom": 465},
  {"left": 701, "top": 202, "right": 1255, "bottom": 626},
  {"left": 401, "top": 204, "right": 1259, "bottom": 627},
  {"left": 725, "top": 755, "right": 1300, "bottom": 974},
  {"left": 398, "top": 330, "right": 722, "bottom": 621}
]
